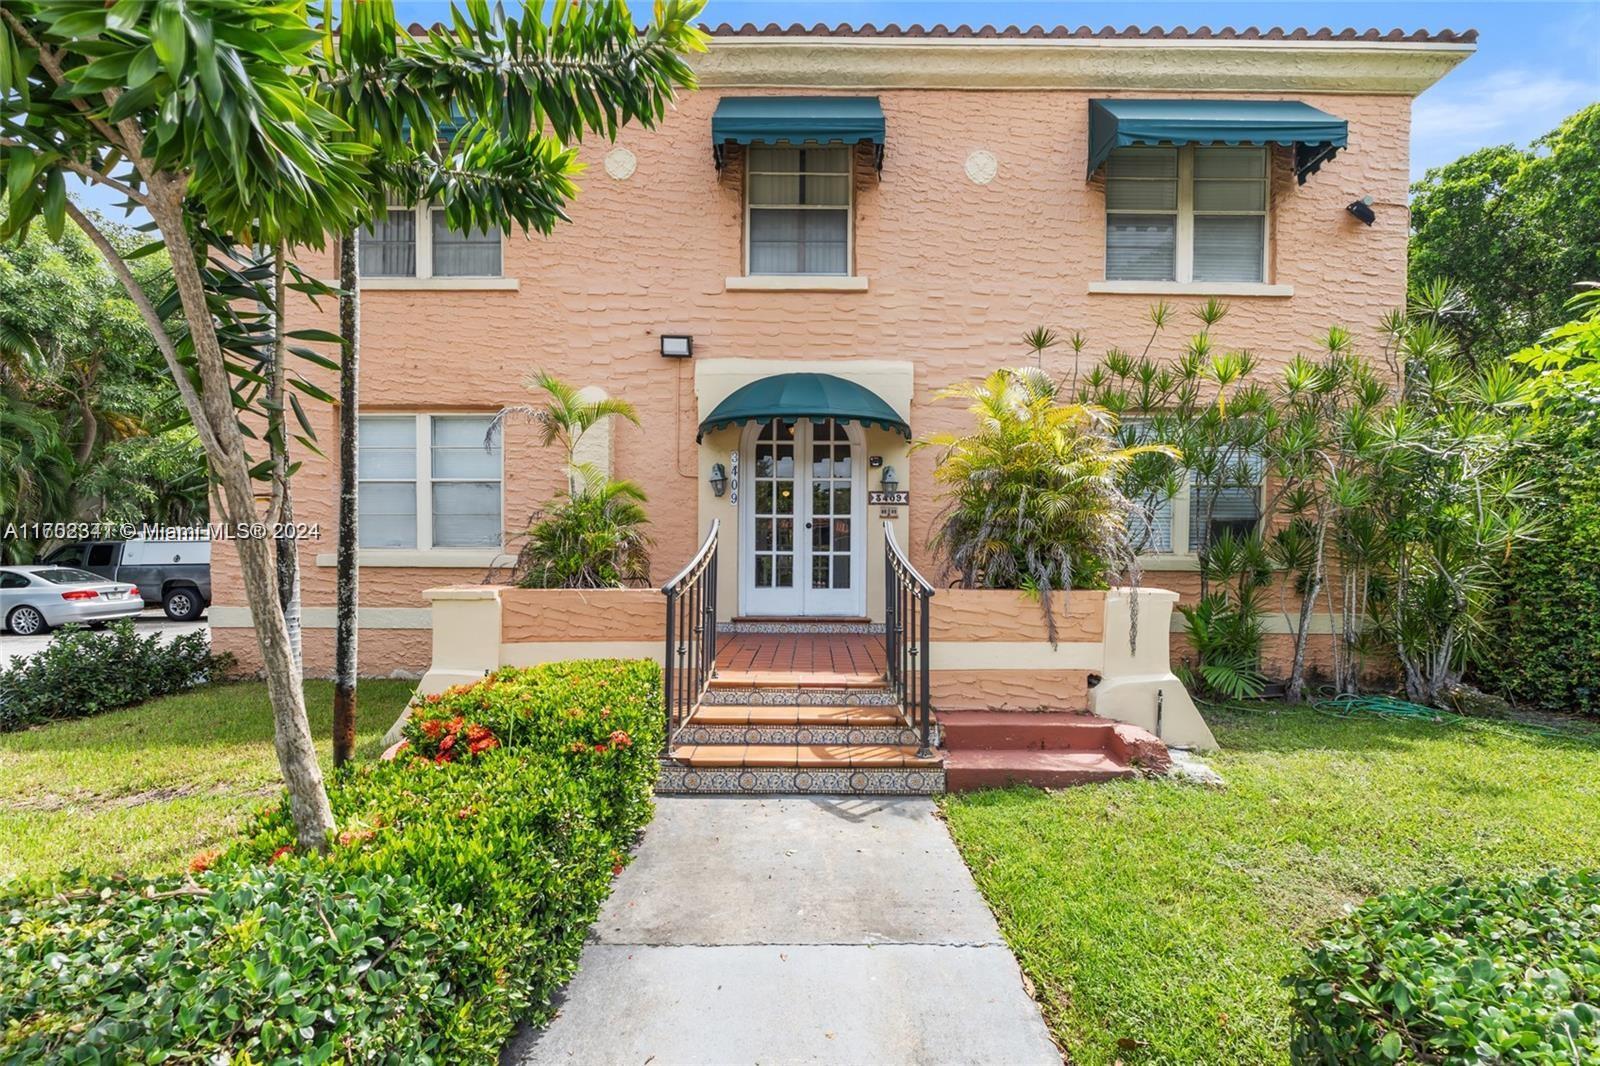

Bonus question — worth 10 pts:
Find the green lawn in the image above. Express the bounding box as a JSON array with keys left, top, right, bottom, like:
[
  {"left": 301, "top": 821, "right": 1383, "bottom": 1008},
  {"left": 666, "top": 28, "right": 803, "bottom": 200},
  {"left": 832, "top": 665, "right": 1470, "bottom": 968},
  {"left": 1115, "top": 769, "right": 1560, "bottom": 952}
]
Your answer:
[
  {"left": 941, "top": 704, "right": 1600, "bottom": 1066},
  {"left": 0, "top": 680, "right": 414, "bottom": 883}
]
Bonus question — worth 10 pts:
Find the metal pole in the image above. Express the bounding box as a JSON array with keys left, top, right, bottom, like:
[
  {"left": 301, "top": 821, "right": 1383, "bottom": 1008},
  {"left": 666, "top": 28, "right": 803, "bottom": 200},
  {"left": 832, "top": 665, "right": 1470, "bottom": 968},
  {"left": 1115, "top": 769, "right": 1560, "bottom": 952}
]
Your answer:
[
  {"left": 663, "top": 589, "right": 675, "bottom": 753},
  {"left": 917, "top": 589, "right": 933, "bottom": 758}
]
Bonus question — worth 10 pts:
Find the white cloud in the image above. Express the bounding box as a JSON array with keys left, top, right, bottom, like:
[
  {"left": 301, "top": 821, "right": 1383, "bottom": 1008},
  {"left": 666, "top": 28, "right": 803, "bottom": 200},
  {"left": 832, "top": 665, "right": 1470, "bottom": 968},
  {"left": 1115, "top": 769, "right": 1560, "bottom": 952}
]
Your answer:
[{"left": 1410, "top": 68, "right": 1596, "bottom": 178}]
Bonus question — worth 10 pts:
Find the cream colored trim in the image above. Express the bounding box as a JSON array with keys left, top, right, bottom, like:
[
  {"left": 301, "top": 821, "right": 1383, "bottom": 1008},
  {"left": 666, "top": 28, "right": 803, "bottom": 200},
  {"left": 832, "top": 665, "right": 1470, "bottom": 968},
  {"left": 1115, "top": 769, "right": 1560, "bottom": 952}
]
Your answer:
[
  {"left": 693, "top": 38, "right": 1473, "bottom": 94},
  {"left": 1166, "top": 611, "right": 1339, "bottom": 635},
  {"left": 210, "top": 606, "right": 432, "bottom": 629},
  {"left": 930, "top": 641, "right": 1103, "bottom": 671},
  {"left": 359, "top": 277, "right": 519, "bottom": 291},
  {"left": 314, "top": 550, "right": 513, "bottom": 568},
  {"left": 1090, "top": 280, "right": 1293, "bottom": 297},
  {"left": 501, "top": 641, "right": 663, "bottom": 666},
  {"left": 724, "top": 275, "right": 870, "bottom": 292},
  {"left": 1139, "top": 553, "right": 1203, "bottom": 572}
]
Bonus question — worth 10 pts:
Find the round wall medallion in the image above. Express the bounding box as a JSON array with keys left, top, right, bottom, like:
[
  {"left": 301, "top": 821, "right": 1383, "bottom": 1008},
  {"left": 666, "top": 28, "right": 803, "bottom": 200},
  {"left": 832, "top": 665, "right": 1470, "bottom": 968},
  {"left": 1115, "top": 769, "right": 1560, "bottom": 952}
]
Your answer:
[
  {"left": 604, "top": 146, "right": 637, "bottom": 180},
  {"left": 964, "top": 149, "right": 997, "bottom": 185},
  {"left": 738, "top": 770, "right": 757, "bottom": 791}
]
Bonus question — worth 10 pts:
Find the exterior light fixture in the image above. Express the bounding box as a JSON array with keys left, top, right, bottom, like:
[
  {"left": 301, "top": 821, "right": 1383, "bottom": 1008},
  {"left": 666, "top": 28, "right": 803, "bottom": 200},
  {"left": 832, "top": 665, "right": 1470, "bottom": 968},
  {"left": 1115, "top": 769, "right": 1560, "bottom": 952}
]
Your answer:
[
  {"left": 1345, "top": 196, "right": 1376, "bottom": 226},
  {"left": 660, "top": 334, "right": 693, "bottom": 358},
  {"left": 709, "top": 462, "right": 728, "bottom": 497},
  {"left": 880, "top": 466, "right": 899, "bottom": 494}
]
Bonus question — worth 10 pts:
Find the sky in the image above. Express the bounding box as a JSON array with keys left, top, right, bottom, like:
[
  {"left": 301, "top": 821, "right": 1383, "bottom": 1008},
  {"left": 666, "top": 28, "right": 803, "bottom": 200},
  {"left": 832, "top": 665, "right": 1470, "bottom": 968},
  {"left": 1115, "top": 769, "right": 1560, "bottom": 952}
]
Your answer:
[{"left": 72, "top": 0, "right": 1599, "bottom": 219}]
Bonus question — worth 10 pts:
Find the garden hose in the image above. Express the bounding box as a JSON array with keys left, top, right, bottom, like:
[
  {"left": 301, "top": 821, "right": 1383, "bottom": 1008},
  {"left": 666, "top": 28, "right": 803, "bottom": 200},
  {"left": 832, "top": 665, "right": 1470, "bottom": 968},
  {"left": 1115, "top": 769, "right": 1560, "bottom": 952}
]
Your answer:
[{"left": 1311, "top": 691, "right": 1599, "bottom": 744}]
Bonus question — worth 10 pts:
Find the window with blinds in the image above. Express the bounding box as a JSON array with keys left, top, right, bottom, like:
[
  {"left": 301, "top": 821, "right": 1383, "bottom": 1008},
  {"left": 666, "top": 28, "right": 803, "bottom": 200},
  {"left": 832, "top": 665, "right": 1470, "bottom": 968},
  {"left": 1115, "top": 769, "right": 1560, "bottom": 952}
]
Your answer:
[
  {"left": 357, "top": 205, "right": 503, "bottom": 280},
  {"left": 747, "top": 145, "right": 851, "bottom": 276},
  {"left": 357, "top": 414, "right": 502, "bottom": 550},
  {"left": 1189, "top": 450, "right": 1266, "bottom": 550},
  {"left": 1104, "top": 146, "right": 1268, "bottom": 284}
]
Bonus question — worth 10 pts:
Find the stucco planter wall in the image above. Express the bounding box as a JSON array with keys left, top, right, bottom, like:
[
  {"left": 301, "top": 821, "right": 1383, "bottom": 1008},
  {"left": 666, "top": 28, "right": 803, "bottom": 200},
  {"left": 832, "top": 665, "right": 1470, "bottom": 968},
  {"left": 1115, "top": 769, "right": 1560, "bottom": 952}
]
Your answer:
[
  {"left": 419, "top": 585, "right": 663, "bottom": 694},
  {"left": 929, "top": 587, "right": 1216, "bottom": 749}
]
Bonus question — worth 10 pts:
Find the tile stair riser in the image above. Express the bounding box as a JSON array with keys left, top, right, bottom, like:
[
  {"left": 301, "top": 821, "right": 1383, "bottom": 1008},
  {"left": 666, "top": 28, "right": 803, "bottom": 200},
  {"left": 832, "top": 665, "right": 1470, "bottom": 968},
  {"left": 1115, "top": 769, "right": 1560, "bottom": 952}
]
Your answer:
[
  {"left": 656, "top": 763, "right": 944, "bottom": 795},
  {"left": 701, "top": 687, "right": 899, "bottom": 707},
  {"left": 721, "top": 621, "right": 884, "bottom": 635},
  {"left": 673, "top": 723, "right": 942, "bottom": 747}
]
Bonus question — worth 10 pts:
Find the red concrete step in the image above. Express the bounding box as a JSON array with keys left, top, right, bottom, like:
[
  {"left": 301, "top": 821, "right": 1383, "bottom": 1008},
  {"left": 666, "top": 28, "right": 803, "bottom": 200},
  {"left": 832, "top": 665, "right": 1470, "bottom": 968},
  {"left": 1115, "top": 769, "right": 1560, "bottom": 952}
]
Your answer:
[
  {"left": 938, "top": 710, "right": 1116, "bottom": 751},
  {"left": 944, "top": 749, "right": 1136, "bottom": 791}
]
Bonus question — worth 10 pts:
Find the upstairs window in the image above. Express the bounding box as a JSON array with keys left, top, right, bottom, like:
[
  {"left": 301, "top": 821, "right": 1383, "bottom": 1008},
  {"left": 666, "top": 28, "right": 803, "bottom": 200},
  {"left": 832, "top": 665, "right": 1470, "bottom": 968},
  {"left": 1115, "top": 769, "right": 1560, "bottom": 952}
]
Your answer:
[
  {"left": 359, "top": 205, "right": 503, "bottom": 279},
  {"left": 1105, "top": 146, "right": 1268, "bottom": 284},
  {"left": 747, "top": 145, "right": 851, "bottom": 276}
]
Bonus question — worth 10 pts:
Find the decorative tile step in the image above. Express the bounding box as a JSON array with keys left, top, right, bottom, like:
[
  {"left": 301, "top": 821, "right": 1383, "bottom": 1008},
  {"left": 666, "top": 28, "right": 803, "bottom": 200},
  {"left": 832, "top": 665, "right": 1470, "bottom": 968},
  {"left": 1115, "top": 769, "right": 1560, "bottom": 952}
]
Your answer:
[
  {"left": 701, "top": 686, "right": 900, "bottom": 707},
  {"left": 657, "top": 762, "right": 943, "bottom": 796},
  {"left": 678, "top": 704, "right": 937, "bottom": 746},
  {"left": 670, "top": 742, "right": 941, "bottom": 769},
  {"left": 724, "top": 618, "right": 884, "bottom": 635},
  {"left": 943, "top": 749, "right": 1138, "bottom": 792}
]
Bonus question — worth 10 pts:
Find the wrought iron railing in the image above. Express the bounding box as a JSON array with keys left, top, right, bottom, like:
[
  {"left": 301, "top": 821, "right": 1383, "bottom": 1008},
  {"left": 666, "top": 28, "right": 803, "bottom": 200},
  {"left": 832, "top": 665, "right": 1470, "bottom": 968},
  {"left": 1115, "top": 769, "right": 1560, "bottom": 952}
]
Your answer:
[
  {"left": 661, "top": 519, "right": 719, "bottom": 752},
  {"left": 883, "top": 522, "right": 934, "bottom": 757}
]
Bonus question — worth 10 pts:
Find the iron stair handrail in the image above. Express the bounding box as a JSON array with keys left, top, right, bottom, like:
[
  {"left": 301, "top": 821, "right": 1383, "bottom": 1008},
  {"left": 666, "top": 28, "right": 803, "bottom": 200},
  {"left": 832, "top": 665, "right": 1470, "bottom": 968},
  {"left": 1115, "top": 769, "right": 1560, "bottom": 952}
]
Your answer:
[
  {"left": 883, "top": 521, "right": 935, "bottom": 758},
  {"left": 661, "top": 519, "right": 719, "bottom": 753}
]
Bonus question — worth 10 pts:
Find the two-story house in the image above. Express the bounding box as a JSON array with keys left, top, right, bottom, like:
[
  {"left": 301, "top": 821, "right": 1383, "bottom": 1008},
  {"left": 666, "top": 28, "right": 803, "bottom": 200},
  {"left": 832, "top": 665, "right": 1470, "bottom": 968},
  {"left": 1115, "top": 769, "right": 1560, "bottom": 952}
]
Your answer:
[{"left": 211, "top": 22, "right": 1474, "bottom": 720}]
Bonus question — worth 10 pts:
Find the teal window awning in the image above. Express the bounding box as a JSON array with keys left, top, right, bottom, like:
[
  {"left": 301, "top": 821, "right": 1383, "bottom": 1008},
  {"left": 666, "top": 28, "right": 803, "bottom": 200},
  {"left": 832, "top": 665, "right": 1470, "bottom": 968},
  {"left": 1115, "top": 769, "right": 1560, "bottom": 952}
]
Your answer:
[
  {"left": 1088, "top": 99, "right": 1349, "bottom": 185},
  {"left": 712, "top": 96, "right": 885, "bottom": 170},
  {"left": 698, "top": 373, "right": 909, "bottom": 442}
]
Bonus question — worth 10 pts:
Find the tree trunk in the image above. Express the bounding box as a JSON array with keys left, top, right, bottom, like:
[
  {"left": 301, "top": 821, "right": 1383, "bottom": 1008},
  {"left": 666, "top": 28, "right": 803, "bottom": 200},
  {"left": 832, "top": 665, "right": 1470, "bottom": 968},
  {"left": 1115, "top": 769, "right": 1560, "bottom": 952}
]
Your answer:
[
  {"left": 268, "top": 245, "right": 302, "bottom": 674},
  {"left": 333, "top": 230, "right": 359, "bottom": 766},
  {"left": 145, "top": 196, "right": 335, "bottom": 849},
  {"left": 1285, "top": 519, "right": 1329, "bottom": 703}
]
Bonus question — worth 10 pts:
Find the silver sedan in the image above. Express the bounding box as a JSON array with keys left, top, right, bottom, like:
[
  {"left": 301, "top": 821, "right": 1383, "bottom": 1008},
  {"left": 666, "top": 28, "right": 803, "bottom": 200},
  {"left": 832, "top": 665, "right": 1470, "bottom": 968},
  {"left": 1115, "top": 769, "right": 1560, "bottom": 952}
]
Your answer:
[{"left": 0, "top": 566, "right": 146, "bottom": 635}]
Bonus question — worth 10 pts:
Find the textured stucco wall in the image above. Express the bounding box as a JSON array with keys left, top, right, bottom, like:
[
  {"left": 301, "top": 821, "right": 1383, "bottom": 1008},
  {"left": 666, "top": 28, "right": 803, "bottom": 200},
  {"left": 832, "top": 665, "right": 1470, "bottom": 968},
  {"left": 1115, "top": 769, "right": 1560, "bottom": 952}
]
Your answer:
[{"left": 211, "top": 81, "right": 1412, "bottom": 677}]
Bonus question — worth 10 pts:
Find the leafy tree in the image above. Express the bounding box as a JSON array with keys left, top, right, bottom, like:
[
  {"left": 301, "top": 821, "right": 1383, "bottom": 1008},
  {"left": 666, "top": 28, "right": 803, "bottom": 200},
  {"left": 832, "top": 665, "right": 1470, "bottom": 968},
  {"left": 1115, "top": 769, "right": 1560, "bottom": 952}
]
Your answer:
[
  {"left": 0, "top": 215, "right": 204, "bottom": 562},
  {"left": 1409, "top": 103, "right": 1600, "bottom": 359},
  {"left": 0, "top": 0, "right": 703, "bottom": 849}
]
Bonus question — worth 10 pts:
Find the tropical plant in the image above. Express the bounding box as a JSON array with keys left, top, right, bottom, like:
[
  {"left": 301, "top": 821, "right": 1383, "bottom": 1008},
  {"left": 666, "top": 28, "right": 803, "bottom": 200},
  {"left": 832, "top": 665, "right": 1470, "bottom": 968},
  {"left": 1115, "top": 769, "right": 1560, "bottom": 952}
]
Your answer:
[
  {"left": 923, "top": 362, "right": 1172, "bottom": 642},
  {"left": 500, "top": 371, "right": 652, "bottom": 589},
  {"left": 1178, "top": 531, "right": 1272, "bottom": 700},
  {"left": 0, "top": 0, "right": 703, "bottom": 849},
  {"left": 516, "top": 478, "right": 653, "bottom": 589}
]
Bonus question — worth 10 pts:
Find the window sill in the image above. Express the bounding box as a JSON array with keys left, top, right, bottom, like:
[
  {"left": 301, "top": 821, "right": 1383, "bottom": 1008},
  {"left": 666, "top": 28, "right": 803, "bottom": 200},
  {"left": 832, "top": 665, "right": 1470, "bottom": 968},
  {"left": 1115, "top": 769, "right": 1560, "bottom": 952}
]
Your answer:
[
  {"left": 1136, "top": 553, "right": 1202, "bottom": 572},
  {"left": 1088, "top": 280, "right": 1293, "bottom": 298},
  {"left": 724, "top": 275, "right": 870, "bottom": 292},
  {"left": 315, "top": 550, "right": 513, "bottom": 569},
  {"left": 359, "top": 277, "right": 519, "bottom": 291}
]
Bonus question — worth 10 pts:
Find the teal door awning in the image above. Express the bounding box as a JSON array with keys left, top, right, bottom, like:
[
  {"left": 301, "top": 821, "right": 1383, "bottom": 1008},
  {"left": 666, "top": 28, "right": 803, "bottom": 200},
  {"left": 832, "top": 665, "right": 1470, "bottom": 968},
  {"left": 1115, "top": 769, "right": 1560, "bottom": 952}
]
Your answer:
[
  {"left": 1087, "top": 99, "right": 1349, "bottom": 184},
  {"left": 698, "top": 373, "right": 909, "bottom": 442},
  {"left": 712, "top": 96, "right": 886, "bottom": 169}
]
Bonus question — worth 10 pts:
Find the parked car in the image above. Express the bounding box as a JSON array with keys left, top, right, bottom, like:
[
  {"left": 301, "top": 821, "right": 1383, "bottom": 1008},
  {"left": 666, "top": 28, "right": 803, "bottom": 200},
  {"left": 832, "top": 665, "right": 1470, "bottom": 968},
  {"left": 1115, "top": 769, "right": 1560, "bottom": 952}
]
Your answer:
[
  {"left": 0, "top": 566, "right": 146, "bottom": 635},
  {"left": 42, "top": 538, "right": 210, "bottom": 620}
]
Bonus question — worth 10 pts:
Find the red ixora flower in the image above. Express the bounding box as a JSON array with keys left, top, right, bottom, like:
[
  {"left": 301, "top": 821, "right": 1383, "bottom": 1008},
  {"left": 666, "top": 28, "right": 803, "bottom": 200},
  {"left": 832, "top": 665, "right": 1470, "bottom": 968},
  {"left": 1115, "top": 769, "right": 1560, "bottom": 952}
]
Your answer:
[
  {"left": 609, "top": 730, "right": 632, "bottom": 749},
  {"left": 189, "top": 849, "right": 219, "bottom": 875},
  {"left": 612, "top": 862, "right": 624, "bottom": 875},
  {"left": 270, "top": 845, "right": 294, "bottom": 864},
  {"left": 435, "top": 751, "right": 454, "bottom": 765},
  {"left": 421, "top": 719, "right": 445, "bottom": 738},
  {"left": 594, "top": 743, "right": 608, "bottom": 753},
  {"left": 468, "top": 735, "right": 499, "bottom": 756},
  {"left": 439, "top": 733, "right": 457, "bottom": 752},
  {"left": 465, "top": 723, "right": 492, "bottom": 742}
]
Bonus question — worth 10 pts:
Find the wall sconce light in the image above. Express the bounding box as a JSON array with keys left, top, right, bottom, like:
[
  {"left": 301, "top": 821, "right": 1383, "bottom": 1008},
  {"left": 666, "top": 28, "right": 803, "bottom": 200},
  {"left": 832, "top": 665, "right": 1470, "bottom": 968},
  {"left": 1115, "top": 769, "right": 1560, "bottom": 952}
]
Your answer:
[
  {"left": 880, "top": 466, "right": 899, "bottom": 494},
  {"left": 660, "top": 334, "right": 693, "bottom": 358},
  {"left": 708, "top": 462, "right": 728, "bottom": 497},
  {"left": 1345, "top": 196, "right": 1376, "bottom": 226}
]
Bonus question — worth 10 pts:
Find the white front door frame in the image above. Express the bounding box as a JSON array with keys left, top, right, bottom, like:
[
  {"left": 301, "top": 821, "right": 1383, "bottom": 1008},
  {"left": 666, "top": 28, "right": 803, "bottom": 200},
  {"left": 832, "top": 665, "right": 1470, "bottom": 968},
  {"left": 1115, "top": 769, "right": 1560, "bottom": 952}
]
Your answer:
[{"left": 737, "top": 418, "right": 868, "bottom": 618}]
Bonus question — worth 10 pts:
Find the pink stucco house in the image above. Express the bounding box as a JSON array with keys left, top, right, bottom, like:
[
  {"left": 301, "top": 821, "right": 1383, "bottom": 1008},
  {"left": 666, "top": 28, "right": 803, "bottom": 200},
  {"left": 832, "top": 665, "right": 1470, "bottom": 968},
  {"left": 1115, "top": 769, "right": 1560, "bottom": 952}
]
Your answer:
[{"left": 213, "top": 22, "right": 1474, "bottom": 792}]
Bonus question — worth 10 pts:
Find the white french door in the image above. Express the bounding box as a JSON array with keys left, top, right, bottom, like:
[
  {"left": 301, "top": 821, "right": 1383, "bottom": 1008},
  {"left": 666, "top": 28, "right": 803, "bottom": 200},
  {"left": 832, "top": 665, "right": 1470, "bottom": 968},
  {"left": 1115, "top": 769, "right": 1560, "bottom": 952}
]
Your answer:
[{"left": 741, "top": 418, "right": 865, "bottom": 617}]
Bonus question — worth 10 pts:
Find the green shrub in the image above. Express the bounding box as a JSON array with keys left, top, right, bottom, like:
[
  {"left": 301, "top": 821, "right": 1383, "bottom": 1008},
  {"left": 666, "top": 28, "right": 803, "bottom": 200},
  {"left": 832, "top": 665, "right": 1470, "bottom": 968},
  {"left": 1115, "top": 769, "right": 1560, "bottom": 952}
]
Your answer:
[
  {"left": 1483, "top": 414, "right": 1600, "bottom": 715},
  {"left": 1, "top": 866, "right": 463, "bottom": 1063},
  {"left": 0, "top": 619, "right": 230, "bottom": 732},
  {"left": 1285, "top": 870, "right": 1600, "bottom": 1064},
  {"left": 1, "top": 660, "right": 662, "bottom": 1063}
]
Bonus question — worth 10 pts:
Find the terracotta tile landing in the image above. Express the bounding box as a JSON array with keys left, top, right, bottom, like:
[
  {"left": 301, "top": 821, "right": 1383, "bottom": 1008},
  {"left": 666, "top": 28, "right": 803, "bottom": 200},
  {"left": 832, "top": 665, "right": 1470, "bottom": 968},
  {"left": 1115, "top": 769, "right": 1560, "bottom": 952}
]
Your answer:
[{"left": 718, "top": 632, "right": 886, "bottom": 676}]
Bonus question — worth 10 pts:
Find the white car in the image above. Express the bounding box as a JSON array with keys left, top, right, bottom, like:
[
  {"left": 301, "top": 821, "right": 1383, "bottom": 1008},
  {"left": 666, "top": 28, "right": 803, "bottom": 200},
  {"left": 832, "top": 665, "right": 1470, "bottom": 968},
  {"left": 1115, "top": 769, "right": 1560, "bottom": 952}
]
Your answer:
[{"left": 0, "top": 566, "right": 146, "bottom": 635}]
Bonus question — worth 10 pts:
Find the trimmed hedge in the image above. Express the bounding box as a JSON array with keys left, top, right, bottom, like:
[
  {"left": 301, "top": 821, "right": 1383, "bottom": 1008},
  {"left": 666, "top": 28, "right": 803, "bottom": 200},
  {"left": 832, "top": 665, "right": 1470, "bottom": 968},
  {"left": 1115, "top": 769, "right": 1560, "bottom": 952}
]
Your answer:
[
  {"left": 1286, "top": 870, "right": 1600, "bottom": 1064},
  {"left": 0, "top": 659, "right": 662, "bottom": 1063},
  {"left": 0, "top": 619, "right": 229, "bottom": 732}
]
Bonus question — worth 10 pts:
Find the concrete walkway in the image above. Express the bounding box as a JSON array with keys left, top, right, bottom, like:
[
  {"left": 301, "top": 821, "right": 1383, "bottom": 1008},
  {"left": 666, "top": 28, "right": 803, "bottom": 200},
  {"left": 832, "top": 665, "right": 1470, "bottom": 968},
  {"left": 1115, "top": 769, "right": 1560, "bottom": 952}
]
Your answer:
[{"left": 507, "top": 796, "right": 1059, "bottom": 1066}]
